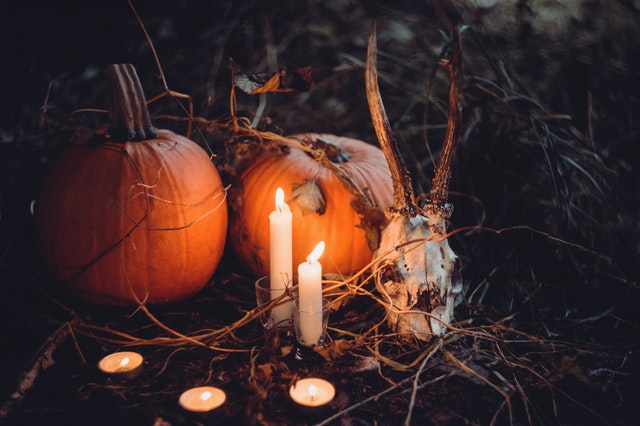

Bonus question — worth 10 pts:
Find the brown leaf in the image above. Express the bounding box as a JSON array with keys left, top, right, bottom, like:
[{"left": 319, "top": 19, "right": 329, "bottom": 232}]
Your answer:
[
  {"left": 289, "top": 180, "right": 326, "bottom": 215},
  {"left": 352, "top": 196, "right": 389, "bottom": 251},
  {"left": 234, "top": 67, "right": 313, "bottom": 94},
  {"left": 313, "top": 339, "right": 354, "bottom": 362},
  {"left": 560, "top": 355, "right": 591, "bottom": 384},
  {"left": 258, "top": 363, "right": 274, "bottom": 378},
  {"left": 280, "top": 344, "right": 294, "bottom": 358}
]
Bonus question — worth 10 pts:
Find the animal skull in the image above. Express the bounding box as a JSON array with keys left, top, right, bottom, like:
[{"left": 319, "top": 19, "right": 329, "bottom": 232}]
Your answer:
[
  {"left": 366, "top": 22, "right": 464, "bottom": 341},
  {"left": 374, "top": 211, "right": 462, "bottom": 340}
]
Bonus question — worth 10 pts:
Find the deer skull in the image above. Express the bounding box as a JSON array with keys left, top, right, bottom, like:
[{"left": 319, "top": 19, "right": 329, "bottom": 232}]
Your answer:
[{"left": 367, "top": 22, "right": 464, "bottom": 341}]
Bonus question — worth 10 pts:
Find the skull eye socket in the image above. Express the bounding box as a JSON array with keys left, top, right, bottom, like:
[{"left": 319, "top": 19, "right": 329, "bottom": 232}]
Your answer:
[{"left": 379, "top": 262, "right": 403, "bottom": 284}]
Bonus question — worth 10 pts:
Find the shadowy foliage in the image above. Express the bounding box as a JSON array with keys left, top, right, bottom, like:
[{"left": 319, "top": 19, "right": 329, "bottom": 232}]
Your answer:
[{"left": 1, "top": 0, "right": 639, "bottom": 425}]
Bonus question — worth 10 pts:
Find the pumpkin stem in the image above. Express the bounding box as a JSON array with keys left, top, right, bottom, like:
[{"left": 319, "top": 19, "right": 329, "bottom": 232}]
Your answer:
[
  {"left": 106, "top": 64, "right": 157, "bottom": 141},
  {"left": 424, "top": 24, "right": 463, "bottom": 217},
  {"left": 366, "top": 22, "right": 417, "bottom": 217},
  {"left": 310, "top": 136, "right": 351, "bottom": 163}
]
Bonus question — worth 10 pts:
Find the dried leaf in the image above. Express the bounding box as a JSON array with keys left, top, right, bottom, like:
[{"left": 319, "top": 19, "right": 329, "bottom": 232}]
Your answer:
[
  {"left": 280, "top": 344, "right": 294, "bottom": 358},
  {"left": 234, "top": 67, "right": 312, "bottom": 94},
  {"left": 351, "top": 193, "right": 389, "bottom": 251},
  {"left": 289, "top": 179, "right": 326, "bottom": 215},
  {"left": 152, "top": 417, "right": 171, "bottom": 426},
  {"left": 313, "top": 339, "right": 354, "bottom": 362},
  {"left": 561, "top": 355, "right": 590, "bottom": 384},
  {"left": 351, "top": 356, "right": 380, "bottom": 373},
  {"left": 312, "top": 136, "right": 352, "bottom": 163}
]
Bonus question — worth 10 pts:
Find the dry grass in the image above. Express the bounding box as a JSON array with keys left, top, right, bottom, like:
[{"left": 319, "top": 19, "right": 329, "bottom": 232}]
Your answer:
[{"left": 1, "top": 1, "right": 639, "bottom": 424}]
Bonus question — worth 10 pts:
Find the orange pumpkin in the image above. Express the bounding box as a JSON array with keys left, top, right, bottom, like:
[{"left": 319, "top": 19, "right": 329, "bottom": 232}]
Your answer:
[
  {"left": 229, "top": 133, "right": 393, "bottom": 277},
  {"left": 34, "top": 64, "right": 228, "bottom": 306}
]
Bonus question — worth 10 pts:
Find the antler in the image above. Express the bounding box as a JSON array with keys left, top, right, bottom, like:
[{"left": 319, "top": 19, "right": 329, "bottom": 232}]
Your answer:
[
  {"left": 367, "top": 19, "right": 464, "bottom": 341},
  {"left": 366, "top": 22, "right": 463, "bottom": 220},
  {"left": 426, "top": 25, "right": 463, "bottom": 216},
  {"left": 366, "top": 22, "right": 417, "bottom": 218}
]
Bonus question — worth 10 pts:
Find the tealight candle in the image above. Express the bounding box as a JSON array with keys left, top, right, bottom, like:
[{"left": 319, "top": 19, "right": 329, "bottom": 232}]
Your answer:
[
  {"left": 297, "top": 242, "right": 325, "bottom": 345},
  {"left": 97, "top": 351, "right": 143, "bottom": 381},
  {"left": 269, "top": 187, "right": 293, "bottom": 326},
  {"left": 289, "top": 378, "right": 335, "bottom": 407},
  {"left": 179, "top": 386, "right": 226, "bottom": 413}
]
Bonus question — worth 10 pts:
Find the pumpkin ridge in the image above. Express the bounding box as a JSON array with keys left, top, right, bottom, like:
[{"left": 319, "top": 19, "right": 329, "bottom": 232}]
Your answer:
[
  {"left": 229, "top": 133, "right": 393, "bottom": 276},
  {"left": 293, "top": 134, "right": 387, "bottom": 210},
  {"left": 35, "top": 64, "right": 228, "bottom": 306}
]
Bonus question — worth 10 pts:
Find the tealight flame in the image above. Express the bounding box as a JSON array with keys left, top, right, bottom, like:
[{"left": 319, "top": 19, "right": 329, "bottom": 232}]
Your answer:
[
  {"left": 119, "top": 357, "right": 130, "bottom": 368},
  {"left": 200, "top": 391, "right": 212, "bottom": 401},
  {"left": 307, "top": 241, "right": 325, "bottom": 263},
  {"left": 308, "top": 384, "right": 317, "bottom": 401},
  {"left": 275, "top": 187, "right": 285, "bottom": 208}
]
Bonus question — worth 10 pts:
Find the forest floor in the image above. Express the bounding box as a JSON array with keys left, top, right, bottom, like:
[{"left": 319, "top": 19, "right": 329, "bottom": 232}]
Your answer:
[{"left": 1, "top": 1, "right": 639, "bottom": 425}]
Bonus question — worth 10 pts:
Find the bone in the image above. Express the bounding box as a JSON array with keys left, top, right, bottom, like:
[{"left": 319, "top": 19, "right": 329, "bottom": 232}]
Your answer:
[
  {"left": 366, "top": 21, "right": 464, "bottom": 341},
  {"left": 365, "top": 22, "right": 417, "bottom": 217}
]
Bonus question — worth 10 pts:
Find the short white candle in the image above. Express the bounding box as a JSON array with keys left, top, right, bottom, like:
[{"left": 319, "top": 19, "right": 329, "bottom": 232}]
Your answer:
[
  {"left": 297, "top": 242, "right": 324, "bottom": 346},
  {"left": 179, "top": 386, "right": 226, "bottom": 412},
  {"left": 97, "top": 351, "right": 143, "bottom": 380},
  {"left": 289, "top": 378, "right": 335, "bottom": 407},
  {"left": 269, "top": 187, "right": 293, "bottom": 326}
]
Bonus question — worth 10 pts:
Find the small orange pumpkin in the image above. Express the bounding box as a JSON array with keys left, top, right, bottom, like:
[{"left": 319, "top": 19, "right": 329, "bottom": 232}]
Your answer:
[
  {"left": 229, "top": 133, "right": 393, "bottom": 277},
  {"left": 34, "top": 64, "right": 228, "bottom": 306}
]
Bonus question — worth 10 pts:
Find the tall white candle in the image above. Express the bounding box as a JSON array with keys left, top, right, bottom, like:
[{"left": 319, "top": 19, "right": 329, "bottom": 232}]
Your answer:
[
  {"left": 297, "top": 242, "right": 325, "bottom": 345},
  {"left": 269, "top": 187, "right": 293, "bottom": 326}
]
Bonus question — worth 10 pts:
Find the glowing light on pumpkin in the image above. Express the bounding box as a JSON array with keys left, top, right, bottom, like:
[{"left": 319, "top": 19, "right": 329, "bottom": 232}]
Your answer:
[{"left": 229, "top": 133, "right": 394, "bottom": 278}]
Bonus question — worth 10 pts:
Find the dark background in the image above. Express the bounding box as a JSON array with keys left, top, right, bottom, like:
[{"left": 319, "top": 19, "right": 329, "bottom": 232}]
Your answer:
[{"left": 1, "top": 0, "right": 639, "bottom": 424}]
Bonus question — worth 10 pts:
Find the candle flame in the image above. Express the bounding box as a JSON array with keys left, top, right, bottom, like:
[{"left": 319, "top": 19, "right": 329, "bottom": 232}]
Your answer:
[
  {"left": 200, "top": 391, "right": 212, "bottom": 401},
  {"left": 308, "top": 384, "right": 317, "bottom": 400},
  {"left": 275, "top": 187, "right": 285, "bottom": 207},
  {"left": 119, "top": 357, "right": 130, "bottom": 368},
  {"left": 307, "top": 241, "right": 325, "bottom": 263}
]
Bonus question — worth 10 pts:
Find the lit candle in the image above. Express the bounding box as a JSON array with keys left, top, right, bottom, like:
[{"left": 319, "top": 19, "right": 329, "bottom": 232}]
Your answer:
[
  {"left": 97, "top": 351, "right": 143, "bottom": 381},
  {"left": 289, "top": 378, "right": 335, "bottom": 407},
  {"left": 179, "top": 386, "right": 226, "bottom": 412},
  {"left": 269, "top": 187, "right": 293, "bottom": 326},
  {"left": 297, "top": 241, "right": 324, "bottom": 345}
]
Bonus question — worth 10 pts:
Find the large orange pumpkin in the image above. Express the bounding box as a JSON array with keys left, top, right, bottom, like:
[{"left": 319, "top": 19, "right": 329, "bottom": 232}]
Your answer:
[
  {"left": 229, "top": 133, "right": 393, "bottom": 277},
  {"left": 34, "top": 64, "right": 228, "bottom": 306}
]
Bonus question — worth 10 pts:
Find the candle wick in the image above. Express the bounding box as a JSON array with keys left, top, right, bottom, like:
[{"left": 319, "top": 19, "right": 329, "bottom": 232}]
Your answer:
[
  {"left": 116, "top": 356, "right": 130, "bottom": 371},
  {"left": 308, "top": 384, "right": 318, "bottom": 403}
]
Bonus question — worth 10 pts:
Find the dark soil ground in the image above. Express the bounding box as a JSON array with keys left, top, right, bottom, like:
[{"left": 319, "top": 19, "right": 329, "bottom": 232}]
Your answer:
[{"left": 1, "top": 1, "right": 639, "bottom": 425}]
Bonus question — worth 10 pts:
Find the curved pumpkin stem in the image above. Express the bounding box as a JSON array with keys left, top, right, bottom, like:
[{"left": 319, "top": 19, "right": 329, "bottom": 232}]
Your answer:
[
  {"left": 366, "top": 22, "right": 417, "bottom": 218},
  {"left": 106, "top": 63, "right": 157, "bottom": 141}
]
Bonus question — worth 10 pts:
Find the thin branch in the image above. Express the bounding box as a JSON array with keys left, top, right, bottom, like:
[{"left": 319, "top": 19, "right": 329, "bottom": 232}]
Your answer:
[
  {"left": 127, "top": 0, "right": 168, "bottom": 91},
  {"left": 316, "top": 371, "right": 452, "bottom": 426},
  {"left": 0, "top": 324, "right": 71, "bottom": 417},
  {"left": 404, "top": 340, "right": 443, "bottom": 425}
]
